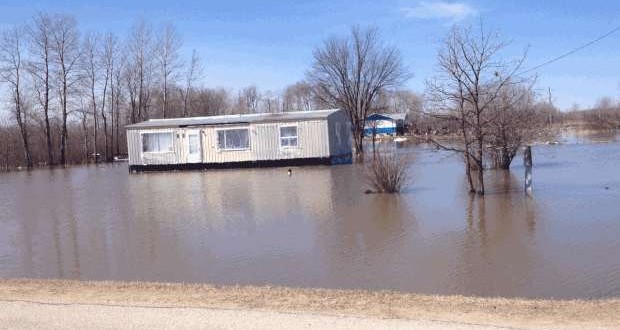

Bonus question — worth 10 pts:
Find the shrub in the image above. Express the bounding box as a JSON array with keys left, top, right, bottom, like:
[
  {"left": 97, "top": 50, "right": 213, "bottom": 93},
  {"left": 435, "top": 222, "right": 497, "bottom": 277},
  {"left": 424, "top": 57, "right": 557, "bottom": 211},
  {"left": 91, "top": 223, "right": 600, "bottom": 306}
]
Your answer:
[{"left": 366, "top": 152, "right": 411, "bottom": 193}]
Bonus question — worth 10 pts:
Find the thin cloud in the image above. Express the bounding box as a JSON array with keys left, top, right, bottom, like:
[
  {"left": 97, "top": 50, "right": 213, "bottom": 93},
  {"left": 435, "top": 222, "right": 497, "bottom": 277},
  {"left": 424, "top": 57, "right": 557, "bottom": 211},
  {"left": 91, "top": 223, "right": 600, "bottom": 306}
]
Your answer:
[{"left": 401, "top": 1, "right": 477, "bottom": 21}]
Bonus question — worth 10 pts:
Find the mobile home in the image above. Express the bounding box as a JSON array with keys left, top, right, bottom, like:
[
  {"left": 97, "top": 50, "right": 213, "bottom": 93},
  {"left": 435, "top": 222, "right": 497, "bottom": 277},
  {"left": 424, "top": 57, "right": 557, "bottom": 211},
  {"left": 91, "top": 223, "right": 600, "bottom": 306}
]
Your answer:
[
  {"left": 126, "top": 109, "right": 352, "bottom": 172},
  {"left": 364, "top": 113, "right": 408, "bottom": 136}
]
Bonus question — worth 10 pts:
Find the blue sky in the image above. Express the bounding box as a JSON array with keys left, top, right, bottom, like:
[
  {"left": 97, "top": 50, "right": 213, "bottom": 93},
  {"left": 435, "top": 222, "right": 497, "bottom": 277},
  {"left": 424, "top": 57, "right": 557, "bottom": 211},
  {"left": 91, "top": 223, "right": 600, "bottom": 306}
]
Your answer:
[{"left": 1, "top": 0, "right": 619, "bottom": 110}]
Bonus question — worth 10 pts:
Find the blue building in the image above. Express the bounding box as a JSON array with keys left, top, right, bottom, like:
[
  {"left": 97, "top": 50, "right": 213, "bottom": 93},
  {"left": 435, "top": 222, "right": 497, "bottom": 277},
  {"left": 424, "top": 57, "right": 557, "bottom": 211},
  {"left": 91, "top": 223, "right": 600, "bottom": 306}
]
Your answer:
[{"left": 364, "top": 113, "right": 407, "bottom": 136}]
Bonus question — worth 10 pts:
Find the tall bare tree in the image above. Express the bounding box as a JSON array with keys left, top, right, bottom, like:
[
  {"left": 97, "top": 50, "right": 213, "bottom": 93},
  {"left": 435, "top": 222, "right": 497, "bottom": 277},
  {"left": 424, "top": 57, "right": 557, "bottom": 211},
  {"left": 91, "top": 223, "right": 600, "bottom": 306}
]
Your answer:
[
  {"left": 100, "top": 32, "right": 116, "bottom": 161},
  {"left": 50, "top": 14, "right": 81, "bottom": 165},
  {"left": 126, "top": 19, "right": 153, "bottom": 123},
  {"left": 0, "top": 26, "right": 33, "bottom": 168},
  {"left": 180, "top": 49, "right": 200, "bottom": 117},
  {"left": 27, "top": 12, "right": 55, "bottom": 165},
  {"left": 427, "top": 24, "right": 526, "bottom": 194},
  {"left": 0, "top": 15, "right": 214, "bottom": 169},
  {"left": 156, "top": 23, "right": 182, "bottom": 118},
  {"left": 112, "top": 51, "right": 125, "bottom": 155},
  {"left": 307, "top": 26, "right": 409, "bottom": 153},
  {"left": 83, "top": 33, "right": 100, "bottom": 162},
  {"left": 77, "top": 99, "right": 90, "bottom": 162}
]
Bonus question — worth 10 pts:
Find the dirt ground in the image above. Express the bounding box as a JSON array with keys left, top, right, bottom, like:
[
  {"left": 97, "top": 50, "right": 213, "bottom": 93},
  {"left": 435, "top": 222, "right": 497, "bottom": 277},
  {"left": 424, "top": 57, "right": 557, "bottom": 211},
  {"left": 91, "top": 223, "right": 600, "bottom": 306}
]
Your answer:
[{"left": 0, "top": 278, "right": 618, "bottom": 329}]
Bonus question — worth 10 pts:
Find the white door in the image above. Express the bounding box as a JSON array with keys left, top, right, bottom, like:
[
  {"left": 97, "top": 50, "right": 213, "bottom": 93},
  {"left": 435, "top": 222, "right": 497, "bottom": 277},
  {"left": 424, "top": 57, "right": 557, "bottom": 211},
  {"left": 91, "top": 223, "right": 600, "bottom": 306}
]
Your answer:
[{"left": 186, "top": 130, "right": 202, "bottom": 163}]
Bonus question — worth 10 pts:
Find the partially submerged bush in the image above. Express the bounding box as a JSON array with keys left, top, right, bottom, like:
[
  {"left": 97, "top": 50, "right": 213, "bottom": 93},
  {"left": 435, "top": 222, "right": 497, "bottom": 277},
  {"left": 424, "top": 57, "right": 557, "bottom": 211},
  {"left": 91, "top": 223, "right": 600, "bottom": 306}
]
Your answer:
[{"left": 366, "top": 152, "right": 411, "bottom": 193}]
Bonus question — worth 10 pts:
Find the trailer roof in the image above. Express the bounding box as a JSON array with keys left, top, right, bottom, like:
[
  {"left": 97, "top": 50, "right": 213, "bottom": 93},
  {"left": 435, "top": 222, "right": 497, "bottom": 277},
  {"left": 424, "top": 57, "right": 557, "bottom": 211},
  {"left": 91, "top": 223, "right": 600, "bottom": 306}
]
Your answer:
[
  {"left": 126, "top": 109, "right": 342, "bottom": 129},
  {"left": 366, "top": 113, "right": 407, "bottom": 121}
]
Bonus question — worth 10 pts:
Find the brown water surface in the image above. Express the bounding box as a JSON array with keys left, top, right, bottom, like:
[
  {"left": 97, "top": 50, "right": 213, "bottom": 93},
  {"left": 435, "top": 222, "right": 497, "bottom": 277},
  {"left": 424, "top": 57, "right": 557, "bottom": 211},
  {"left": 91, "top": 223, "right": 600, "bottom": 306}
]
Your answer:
[{"left": 1, "top": 132, "right": 619, "bottom": 299}]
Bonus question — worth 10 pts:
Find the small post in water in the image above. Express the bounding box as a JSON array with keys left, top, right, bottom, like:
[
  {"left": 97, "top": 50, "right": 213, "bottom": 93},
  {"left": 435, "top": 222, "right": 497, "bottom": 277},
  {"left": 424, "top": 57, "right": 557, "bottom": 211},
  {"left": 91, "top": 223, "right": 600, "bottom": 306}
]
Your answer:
[{"left": 524, "top": 145, "right": 533, "bottom": 196}]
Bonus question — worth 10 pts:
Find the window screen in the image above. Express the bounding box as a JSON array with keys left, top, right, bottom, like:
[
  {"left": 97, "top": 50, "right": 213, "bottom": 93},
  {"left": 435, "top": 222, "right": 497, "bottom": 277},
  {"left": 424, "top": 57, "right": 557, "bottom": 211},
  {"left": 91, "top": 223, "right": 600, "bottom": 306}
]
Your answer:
[
  {"left": 280, "top": 126, "right": 298, "bottom": 147},
  {"left": 217, "top": 129, "right": 250, "bottom": 150},
  {"left": 142, "top": 132, "right": 173, "bottom": 152}
]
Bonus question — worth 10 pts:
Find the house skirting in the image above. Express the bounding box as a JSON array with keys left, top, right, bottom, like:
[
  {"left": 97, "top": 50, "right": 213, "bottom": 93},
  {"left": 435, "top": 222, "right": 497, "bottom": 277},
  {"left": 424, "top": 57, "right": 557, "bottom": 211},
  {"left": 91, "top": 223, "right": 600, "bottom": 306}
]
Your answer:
[
  {"left": 128, "top": 154, "right": 352, "bottom": 173},
  {"left": 363, "top": 127, "right": 397, "bottom": 136}
]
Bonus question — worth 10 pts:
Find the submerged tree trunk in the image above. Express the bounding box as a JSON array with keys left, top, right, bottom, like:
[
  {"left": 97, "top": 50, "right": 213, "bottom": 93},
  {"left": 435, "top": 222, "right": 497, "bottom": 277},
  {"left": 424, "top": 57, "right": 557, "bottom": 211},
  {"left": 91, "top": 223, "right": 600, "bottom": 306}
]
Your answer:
[
  {"left": 491, "top": 146, "right": 517, "bottom": 170},
  {"left": 81, "top": 111, "right": 89, "bottom": 162},
  {"left": 354, "top": 125, "right": 365, "bottom": 154},
  {"left": 16, "top": 110, "right": 33, "bottom": 168},
  {"left": 1, "top": 26, "right": 33, "bottom": 168},
  {"left": 60, "top": 85, "right": 68, "bottom": 166},
  {"left": 464, "top": 154, "right": 475, "bottom": 193}
]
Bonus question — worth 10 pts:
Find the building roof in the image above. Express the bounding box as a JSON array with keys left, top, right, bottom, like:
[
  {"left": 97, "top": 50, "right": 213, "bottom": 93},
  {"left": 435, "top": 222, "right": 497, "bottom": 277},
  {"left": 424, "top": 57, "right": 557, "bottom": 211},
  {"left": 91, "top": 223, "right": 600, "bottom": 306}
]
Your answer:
[
  {"left": 366, "top": 113, "right": 407, "bottom": 121},
  {"left": 126, "top": 109, "right": 342, "bottom": 129}
]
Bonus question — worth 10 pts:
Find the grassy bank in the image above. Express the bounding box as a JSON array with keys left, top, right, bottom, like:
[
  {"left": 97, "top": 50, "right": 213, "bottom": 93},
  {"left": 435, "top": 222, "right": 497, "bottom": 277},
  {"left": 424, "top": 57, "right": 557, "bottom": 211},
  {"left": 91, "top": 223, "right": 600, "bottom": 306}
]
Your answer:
[{"left": 1, "top": 278, "right": 618, "bottom": 329}]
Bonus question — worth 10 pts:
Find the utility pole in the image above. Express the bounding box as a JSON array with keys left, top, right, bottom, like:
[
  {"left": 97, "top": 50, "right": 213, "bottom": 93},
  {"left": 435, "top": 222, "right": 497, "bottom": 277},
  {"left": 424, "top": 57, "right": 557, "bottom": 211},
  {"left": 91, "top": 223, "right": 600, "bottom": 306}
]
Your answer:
[
  {"left": 524, "top": 145, "right": 533, "bottom": 196},
  {"left": 548, "top": 87, "right": 553, "bottom": 126}
]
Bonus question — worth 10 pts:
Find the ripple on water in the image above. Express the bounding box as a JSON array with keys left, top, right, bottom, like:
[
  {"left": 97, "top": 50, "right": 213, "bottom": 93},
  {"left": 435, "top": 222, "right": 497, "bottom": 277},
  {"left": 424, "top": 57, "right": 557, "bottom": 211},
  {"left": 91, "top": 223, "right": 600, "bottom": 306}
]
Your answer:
[{"left": 0, "top": 134, "right": 619, "bottom": 299}]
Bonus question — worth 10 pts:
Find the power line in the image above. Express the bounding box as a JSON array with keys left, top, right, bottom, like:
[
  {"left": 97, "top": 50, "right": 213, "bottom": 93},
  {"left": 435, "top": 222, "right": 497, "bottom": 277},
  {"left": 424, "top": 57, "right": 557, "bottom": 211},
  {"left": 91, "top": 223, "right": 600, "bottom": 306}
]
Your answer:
[{"left": 519, "top": 24, "right": 620, "bottom": 75}]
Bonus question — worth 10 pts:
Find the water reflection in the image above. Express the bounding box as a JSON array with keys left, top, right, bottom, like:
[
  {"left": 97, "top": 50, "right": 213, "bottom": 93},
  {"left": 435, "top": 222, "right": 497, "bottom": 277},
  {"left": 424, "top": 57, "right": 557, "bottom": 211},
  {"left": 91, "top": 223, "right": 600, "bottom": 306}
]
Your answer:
[
  {"left": 0, "top": 134, "right": 619, "bottom": 299},
  {"left": 457, "top": 171, "right": 542, "bottom": 297}
]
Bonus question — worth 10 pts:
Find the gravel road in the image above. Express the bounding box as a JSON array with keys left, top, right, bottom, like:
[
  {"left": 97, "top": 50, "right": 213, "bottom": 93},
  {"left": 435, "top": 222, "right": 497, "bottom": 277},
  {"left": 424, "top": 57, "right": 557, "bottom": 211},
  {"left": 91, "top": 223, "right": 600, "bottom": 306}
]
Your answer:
[{"left": 0, "top": 300, "right": 571, "bottom": 330}]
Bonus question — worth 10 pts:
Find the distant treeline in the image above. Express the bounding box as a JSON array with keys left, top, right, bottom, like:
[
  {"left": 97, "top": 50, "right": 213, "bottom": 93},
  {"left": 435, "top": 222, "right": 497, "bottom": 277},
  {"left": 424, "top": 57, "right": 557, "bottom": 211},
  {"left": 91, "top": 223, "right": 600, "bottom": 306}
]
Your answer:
[{"left": 562, "top": 97, "right": 620, "bottom": 130}]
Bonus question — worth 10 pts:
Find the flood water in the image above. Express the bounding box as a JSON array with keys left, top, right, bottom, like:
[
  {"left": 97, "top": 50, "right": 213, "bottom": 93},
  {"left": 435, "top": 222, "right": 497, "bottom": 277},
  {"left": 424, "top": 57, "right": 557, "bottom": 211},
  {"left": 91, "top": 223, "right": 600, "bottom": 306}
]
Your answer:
[{"left": 1, "top": 131, "right": 619, "bottom": 299}]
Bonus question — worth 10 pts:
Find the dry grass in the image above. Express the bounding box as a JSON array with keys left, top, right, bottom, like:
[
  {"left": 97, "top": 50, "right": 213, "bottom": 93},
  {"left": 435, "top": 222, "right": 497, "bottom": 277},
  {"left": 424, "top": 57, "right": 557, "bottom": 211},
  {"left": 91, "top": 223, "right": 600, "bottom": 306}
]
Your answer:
[
  {"left": 0, "top": 278, "right": 618, "bottom": 329},
  {"left": 366, "top": 152, "right": 411, "bottom": 193}
]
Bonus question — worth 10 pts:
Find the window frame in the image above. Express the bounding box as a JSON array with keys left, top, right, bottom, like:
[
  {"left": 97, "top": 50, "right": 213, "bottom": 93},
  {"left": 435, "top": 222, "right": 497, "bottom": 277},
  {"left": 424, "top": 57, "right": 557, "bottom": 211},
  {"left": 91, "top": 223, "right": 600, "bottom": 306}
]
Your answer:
[
  {"left": 140, "top": 130, "right": 175, "bottom": 154},
  {"left": 215, "top": 127, "right": 251, "bottom": 151},
  {"left": 279, "top": 124, "right": 299, "bottom": 149}
]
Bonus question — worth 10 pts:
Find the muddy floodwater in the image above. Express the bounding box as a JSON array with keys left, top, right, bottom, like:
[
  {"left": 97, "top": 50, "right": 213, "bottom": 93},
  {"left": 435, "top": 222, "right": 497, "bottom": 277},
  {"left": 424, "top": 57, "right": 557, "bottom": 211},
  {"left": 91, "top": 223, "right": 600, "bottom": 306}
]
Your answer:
[{"left": 1, "top": 131, "right": 619, "bottom": 299}]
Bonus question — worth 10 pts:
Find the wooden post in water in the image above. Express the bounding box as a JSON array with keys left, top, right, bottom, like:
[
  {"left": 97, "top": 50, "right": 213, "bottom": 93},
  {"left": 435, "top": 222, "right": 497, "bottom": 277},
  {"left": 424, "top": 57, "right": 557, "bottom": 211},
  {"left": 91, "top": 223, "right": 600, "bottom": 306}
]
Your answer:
[{"left": 524, "top": 145, "right": 533, "bottom": 196}]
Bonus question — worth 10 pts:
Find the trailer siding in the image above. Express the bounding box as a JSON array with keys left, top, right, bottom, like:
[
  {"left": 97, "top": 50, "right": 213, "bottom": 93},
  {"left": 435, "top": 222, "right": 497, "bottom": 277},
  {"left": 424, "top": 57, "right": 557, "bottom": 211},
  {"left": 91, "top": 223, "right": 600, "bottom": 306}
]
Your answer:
[{"left": 126, "top": 109, "right": 351, "bottom": 170}]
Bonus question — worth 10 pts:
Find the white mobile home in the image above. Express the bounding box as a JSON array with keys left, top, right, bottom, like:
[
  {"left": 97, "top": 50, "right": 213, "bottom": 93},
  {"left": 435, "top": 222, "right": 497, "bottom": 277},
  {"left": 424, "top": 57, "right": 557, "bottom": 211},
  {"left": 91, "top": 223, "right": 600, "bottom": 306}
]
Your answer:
[{"left": 126, "top": 109, "right": 352, "bottom": 172}]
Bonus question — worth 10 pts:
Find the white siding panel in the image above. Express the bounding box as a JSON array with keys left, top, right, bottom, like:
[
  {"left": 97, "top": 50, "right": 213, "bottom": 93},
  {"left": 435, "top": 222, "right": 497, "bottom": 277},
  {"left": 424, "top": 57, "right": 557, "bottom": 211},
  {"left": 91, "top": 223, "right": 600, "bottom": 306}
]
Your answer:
[{"left": 127, "top": 130, "right": 141, "bottom": 165}]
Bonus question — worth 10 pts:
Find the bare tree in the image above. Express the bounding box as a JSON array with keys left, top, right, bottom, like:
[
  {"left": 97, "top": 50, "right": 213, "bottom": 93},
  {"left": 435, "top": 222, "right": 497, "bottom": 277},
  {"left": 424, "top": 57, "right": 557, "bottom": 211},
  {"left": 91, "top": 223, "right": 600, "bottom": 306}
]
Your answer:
[
  {"left": 83, "top": 33, "right": 99, "bottom": 162},
  {"left": 192, "top": 88, "right": 230, "bottom": 116},
  {"left": 282, "top": 81, "right": 316, "bottom": 111},
  {"left": 125, "top": 55, "right": 139, "bottom": 123},
  {"left": 155, "top": 23, "right": 182, "bottom": 118},
  {"left": 27, "top": 12, "right": 55, "bottom": 165},
  {"left": 427, "top": 24, "right": 526, "bottom": 194},
  {"left": 235, "top": 85, "right": 260, "bottom": 114},
  {"left": 180, "top": 49, "right": 200, "bottom": 117},
  {"left": 588, "top": 96, "right": 620, "bottom": 129},
  {"left": 50, "top": 14, "right": 81, "bottom": 165},
  {"left": 112, "top": 51, "right": 125, "bottom": 155},
  {"left": 0, "top": 15, "right": 215, "bottom": 169},
  {"left": 487, "top": 83, "right": 540, "bottom": 169},
  {"left": 307, "top": 26, "right": 409, "bottom": 153},
  {"left": 77, "top": 100, "right": 90, "bottom": 162},
  {"left": 100, "top": 32, "right": 116, "bottom": 161},
  {"left": 261, "top": 90, "right": 280, "bottom": 113},
  {"left": 126, "top": 19, "right": 153, "bottom": 123},
  {"left": 0, "top": 26, "right": 33, "bottom": 168}
]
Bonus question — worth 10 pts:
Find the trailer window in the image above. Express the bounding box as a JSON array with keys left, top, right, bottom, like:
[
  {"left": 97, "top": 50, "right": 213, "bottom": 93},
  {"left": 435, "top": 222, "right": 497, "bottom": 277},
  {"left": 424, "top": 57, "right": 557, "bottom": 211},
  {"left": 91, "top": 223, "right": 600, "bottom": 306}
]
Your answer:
[
  {"left": 217, "top": 128, "right": 250, "bottom": 150},
  {"left": 280, "top": 126, "right": 298, "bottom": 148},
  {"left": 142, "top": 132, "right": 173, "bottom": 153}
]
